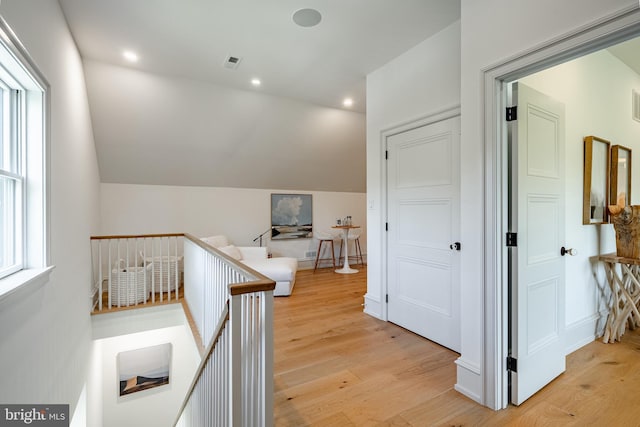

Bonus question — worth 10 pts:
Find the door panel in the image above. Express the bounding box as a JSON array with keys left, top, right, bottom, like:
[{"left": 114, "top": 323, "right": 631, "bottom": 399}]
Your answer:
[
  {"left": 398, "top": 200, "right": 451, "bottom": 247},
  {"left": 510, "top": 82, "right": 566, "bottom": 405},
  {"left": 396, "top": 258, "right": 452, "bottom": 315},
  {"left": 527, "top": 196, "right": 559, "bottom": 264},
  {"left": 526, "top": 278, "right": 559, "bottom": 353},
  {"left": 387, "top": 116, "right": 460, "bottom": 352}
]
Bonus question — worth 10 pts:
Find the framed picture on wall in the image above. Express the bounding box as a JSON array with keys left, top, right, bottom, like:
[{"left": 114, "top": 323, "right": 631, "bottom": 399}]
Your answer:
[
  {"left": 118, "top": 343, "right": 172, "bottom": 397},
  {"left": 583, "top": 135, "right": 611, "bottom": 225},
  {"left": 271, "top": 194, "right": 313, "bottom": 239},
  {"left": 610, "top": 144, "right": 632, "bottom": 207}
]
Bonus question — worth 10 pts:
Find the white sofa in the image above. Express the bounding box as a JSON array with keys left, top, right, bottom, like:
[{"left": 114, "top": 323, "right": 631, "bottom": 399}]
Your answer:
[{"left": 201, "top": 235, "right": 298, "bottom": 297}]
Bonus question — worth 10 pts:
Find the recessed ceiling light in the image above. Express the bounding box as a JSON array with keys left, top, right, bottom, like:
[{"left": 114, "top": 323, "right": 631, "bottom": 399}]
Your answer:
[
  {"left": 292, "top": 8, "right": 322, "bottom": 28},
  {"left": 251, "top": 78, "right": 261, "bottom": 87},
  {"left": 343, "top": 98, "right": 354, "bottom": 107},
  {"left": 123, "top": 50, "right": 138, "bottom": 63}
]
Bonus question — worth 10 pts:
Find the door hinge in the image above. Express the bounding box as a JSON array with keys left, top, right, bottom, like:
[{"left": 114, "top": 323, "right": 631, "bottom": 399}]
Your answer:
[
  {"left": 506, "top": 232, "right": 517, "bottom": 247},
  {"left": 386, "top": 294, "right": 389, "bottom": 303},
  {"left": 385, "top": 222, "right": 389, "bottom": 232},
  {"left": 507, "top": 356, "right": 517, "bottom": 372},
  {"left": 385, "top": 150, "right": 389, "bottom": 160},
  {"left": 506, "top": 106, "right": 518, "bottom": 121}
]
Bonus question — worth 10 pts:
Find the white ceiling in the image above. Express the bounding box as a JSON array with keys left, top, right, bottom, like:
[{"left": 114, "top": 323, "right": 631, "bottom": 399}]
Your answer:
[
  {"left": 57, "top": 0, "right": 461, "bottom": 113},
  {"left": 51, "top": 1, "right": 639, "bottom": 193},
  {"left": 54, "top": 0, "right": 460, "bottom": 193}
]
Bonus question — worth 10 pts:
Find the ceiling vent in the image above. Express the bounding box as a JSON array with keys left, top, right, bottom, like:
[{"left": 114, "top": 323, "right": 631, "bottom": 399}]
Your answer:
[
  {"left": 633, "top": 90, "right": 640, "bottom": 123},
  {"left": 223, "top": 55, "right": 242, "bottom": 70}
]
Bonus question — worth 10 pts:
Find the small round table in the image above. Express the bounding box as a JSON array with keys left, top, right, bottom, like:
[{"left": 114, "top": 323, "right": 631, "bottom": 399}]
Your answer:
[{"left": 332, "top": 225, "right": 360, "bottom": 274}]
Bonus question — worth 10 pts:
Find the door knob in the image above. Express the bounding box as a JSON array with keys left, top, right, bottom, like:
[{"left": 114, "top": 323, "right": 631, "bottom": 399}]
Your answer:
[
  {"left": 450, "top": 242, "right": 461, "bottom": 251},
  {"left": 560, "top": 247, "right": 577, "bottom": 256}
]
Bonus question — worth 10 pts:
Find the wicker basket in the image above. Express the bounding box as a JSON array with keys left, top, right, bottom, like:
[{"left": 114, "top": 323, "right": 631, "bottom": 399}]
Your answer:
[
  {"left": 110, "top": 260, "right": 152, "bottom": 305},
  {"left": 143, "top": 255, "right": 184, "bottom": 293}
]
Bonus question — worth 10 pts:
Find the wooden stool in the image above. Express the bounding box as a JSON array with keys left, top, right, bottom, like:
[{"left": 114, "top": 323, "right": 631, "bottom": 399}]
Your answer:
[{"left": 314, "top": 231, "right": 338, "bottom": 272}]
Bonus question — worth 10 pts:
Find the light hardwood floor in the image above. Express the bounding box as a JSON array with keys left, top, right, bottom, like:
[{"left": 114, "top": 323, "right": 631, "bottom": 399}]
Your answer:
[{"left": 274, "top": 266, "right": 640, "bottom": 426}]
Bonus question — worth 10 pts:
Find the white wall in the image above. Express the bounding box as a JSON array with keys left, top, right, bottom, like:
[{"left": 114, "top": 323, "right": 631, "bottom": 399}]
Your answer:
[
  {"left": 91, "top": 305, "right": 200, "bottom": 427},
  {"left": 365, "top": 20, "right": 461, "bottom": 317},
  {"left": 459, "top": 0, "right": 638, "bottom": 407},
  {"left": 0, "top": 0, "right": 100, "bottom": 423},
  {"left": 520, "top": 49, "right": 640, "bottom": 351},
  {"left": 366, "top": 0, "right": 639, "bottom": 409},
  {"left": 83, "top": 60, "right": 366, "bottom": 193},
  {"left": 100, "top": 183, "right": 366, "bottom": 267}
]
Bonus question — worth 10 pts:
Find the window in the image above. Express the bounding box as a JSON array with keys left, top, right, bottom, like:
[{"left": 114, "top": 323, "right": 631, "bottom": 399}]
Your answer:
[
  {"left": 0, "top": 19, "right": 49, "bottom": 283},
  {"left": 0, "top": 83, "right": 24, "bottom": 278}
]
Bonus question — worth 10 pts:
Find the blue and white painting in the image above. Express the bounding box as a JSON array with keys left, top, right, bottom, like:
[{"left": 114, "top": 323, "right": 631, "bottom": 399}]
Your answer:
[{"left": 271, "top": 194, "right": 313, "bottom": 240}]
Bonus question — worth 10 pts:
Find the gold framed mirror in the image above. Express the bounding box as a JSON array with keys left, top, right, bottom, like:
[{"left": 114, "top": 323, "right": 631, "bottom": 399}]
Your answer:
[
  {"left": 583, "top": 135, "right": 611, "bottom": 224},
  {"left": 610, "top": 144, "right": 631, "bottom": 207}
]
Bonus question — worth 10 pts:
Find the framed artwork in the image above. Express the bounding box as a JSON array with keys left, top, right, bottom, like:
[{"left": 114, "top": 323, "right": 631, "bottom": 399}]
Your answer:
[
  {"left": 610, "top": 144, "right": 631, "bottom": 207},
  {"left": 118, "top": 343, "right": 172, "bottom": 397},
  {"left": 271, "top": 194, "right": 313, "bottom": 240},
  {"left": 583, "top": 135, "right": 611, "bottom": 225}
]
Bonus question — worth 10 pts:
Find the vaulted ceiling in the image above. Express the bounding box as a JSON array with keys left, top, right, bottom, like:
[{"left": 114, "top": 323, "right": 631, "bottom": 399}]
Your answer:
[
  {"left": 58, "top": 0, "right": 460, "bottom": 113},
  {"left": 56, "top": 0, "right": 461, "bottom": 192}
]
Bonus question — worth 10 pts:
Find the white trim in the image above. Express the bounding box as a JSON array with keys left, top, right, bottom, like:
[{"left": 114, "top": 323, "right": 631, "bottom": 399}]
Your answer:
[
  {"left": 0, "top": 266, "right": 54, "bottom": 302},
  {"left": 0, "top": 15, "right": 50, "bottom": 278},
  {"left": 455, "top": 360, "right": 482, "bottom": 403},
  {"left": 564, "top": 314, "right": 600, "bottom": 355},
  {"left": 380, "top": 105, "right": 461, "bottom": 139},
  {"left": 363, "top": 294, "right": 382, "bottom": 319},
  {"left": 482, "top": 6, "right": 640, "bottom": 411},
  {"left": 455, "top": 356, "right": 481, "bottom": 374}
]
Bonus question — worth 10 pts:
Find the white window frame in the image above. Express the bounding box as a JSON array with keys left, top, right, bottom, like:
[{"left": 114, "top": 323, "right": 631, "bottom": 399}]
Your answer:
[
  {"left": 0, "top": 79, "right": 25, "bottom": 278},
  {"left": 0, "top": 15, "right": 51, "bottom": 297}
]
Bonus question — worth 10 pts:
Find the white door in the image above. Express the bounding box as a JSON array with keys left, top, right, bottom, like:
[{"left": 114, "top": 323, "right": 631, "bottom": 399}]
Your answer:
[
  {"left": 509, "top": 82, "right": 566, "bottom": 405},
  {"left": 387, "top": 116, "right": 460, "bottom": 352}
]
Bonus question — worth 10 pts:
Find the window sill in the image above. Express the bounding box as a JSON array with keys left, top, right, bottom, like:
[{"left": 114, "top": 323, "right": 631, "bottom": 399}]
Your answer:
[{"left": 0, "top": 266, "right": 55, "bottom": 303}]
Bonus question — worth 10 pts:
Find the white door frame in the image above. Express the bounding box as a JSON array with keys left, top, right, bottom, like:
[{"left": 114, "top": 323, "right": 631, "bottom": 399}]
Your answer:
[
  {"left": 380, "top": 105, "right": 461, "bottom": 322},
  {"left": 482, "top": 6, "right": 640, "bottom": 410}
]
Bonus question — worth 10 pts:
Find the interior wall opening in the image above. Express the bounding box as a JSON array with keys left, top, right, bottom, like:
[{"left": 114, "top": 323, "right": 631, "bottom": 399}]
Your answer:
[{"left": 496, "top": 25, "right": 640, "bottom": 409}]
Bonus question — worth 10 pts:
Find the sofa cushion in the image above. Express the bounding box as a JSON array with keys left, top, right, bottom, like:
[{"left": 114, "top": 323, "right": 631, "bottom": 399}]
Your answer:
[
  {"left": 201, "top": 235, "right": 229, "bottom": 248},
  {"left": 236, "top": 246, "right": 268, "bottom": 261},
  {"left": 219, "top": 244, "right": 242, "bottom": 260},
  {"left": 242, "top": 257, "right": 298, "bottom": 282}
]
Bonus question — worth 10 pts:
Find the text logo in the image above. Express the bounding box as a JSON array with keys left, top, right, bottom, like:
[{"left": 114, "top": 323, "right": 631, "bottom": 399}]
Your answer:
[{"left": 0, "top": 405, "right": 68, "bottom": 426}]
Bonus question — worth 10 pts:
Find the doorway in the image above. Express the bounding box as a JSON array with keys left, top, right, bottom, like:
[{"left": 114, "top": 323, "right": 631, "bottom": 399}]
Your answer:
[{"left": 484, "top": 14, "right": 640, "bottom": 409}]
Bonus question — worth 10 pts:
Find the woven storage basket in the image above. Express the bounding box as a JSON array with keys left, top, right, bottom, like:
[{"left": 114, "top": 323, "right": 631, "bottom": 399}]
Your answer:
[
  {"left": 110, "top": 260, "right": 152, "bottom": 305},
  {"left": 144, "top": 255, "right": 184, "bottom": 293}
]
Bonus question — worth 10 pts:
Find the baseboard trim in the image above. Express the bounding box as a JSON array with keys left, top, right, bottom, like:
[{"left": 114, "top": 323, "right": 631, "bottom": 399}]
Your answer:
[
  {"left": 455, "top": 358, "right": 482, "bottom": 404},
  {"left": 363, "top": 293, "right": 382, "bottom": 319},
  {"left": 565, "top": 313, "right": 599, "bottom": 355}
]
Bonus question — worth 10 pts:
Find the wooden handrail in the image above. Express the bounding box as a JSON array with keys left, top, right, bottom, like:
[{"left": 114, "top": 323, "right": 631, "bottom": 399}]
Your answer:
[
  {"left": 183, "top": 233, "right": 276, "bottom": 295},
  {"left": 229, "top": 281, "right": 276, "bottom": 296},
  {"left": 90, "top": 232, "right": 275, "bottom": 295},
  {"left": 173, "top": 304, "right": 231, "bottom": 427},
  {"left": 90, "top": 233, "right": 185, "bottom": 240},
  {"left": 174, "top": 235, "right": 276, "bottom": 426}
]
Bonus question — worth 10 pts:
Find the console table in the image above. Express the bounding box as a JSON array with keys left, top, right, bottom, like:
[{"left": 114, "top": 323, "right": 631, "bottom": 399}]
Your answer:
[{"left": 599, "top": 253, "right": 640, "bottom": 343}]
